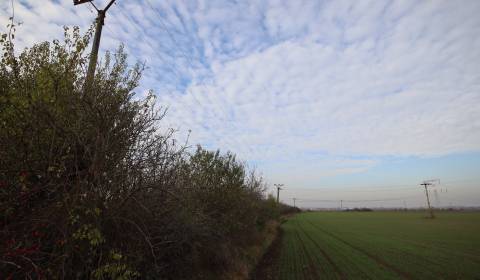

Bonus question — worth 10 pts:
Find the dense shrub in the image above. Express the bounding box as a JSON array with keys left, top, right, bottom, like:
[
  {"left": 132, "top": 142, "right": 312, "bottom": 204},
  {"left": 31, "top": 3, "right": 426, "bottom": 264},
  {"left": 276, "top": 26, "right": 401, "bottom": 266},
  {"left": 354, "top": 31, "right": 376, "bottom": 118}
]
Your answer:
[{"left": 0, "top": 26, "right": 294, "bottom": 279}]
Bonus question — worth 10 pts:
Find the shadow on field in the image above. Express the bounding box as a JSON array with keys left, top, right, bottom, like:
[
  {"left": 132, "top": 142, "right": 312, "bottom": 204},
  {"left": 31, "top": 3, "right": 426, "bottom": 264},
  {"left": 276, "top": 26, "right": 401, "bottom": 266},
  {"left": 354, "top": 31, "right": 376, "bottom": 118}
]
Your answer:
[{"left": 250, "top": 228, "right": 283, "bottom": 280}]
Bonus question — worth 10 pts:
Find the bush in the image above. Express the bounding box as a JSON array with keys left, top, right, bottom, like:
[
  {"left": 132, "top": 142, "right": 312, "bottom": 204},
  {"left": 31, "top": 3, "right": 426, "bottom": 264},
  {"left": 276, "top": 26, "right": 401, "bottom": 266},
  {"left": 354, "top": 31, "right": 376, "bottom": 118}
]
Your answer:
[{"left": 0, "top": 25, "right": 281, "bottom": 279}]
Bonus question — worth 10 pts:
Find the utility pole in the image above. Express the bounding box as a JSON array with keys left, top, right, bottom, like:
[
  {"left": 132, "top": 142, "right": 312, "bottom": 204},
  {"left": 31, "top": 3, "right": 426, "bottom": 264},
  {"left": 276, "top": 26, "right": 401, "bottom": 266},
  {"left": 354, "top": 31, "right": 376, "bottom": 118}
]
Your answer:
[
  {"left": 274, "top": 184, "right": 284, "bottom": 204},
  {"left": 420, "top": 181, "right": 435, "bottom": 218},
  {"left": 293, "top": 198, "right": 296, "bottom": 207},
  {"left": 73, "top": 0, "right": 117, "bottom": 90},
  {"left": 340, "top": 199, "right": 343, "bottom": 210}
]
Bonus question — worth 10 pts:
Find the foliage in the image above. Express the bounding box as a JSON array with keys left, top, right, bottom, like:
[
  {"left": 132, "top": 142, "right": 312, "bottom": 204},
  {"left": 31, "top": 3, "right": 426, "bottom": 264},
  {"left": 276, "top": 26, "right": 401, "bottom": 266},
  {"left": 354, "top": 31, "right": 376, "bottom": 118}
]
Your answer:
[{"left": 0, "top": 25, "right": 293, "bottom": 279}]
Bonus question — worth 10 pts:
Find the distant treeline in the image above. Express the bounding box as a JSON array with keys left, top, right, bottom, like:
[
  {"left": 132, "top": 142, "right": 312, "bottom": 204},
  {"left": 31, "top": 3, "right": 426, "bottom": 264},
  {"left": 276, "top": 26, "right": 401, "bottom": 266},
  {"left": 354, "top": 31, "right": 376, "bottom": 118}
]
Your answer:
[
  {"left": 305, "top": 207, "right": 480, "bottom": 212},
  {"left": 0, "top": 26, "right": 298, "bottom": 279},
  {"left": 344, "top": 208, "right": 373, "bottom": 212}
]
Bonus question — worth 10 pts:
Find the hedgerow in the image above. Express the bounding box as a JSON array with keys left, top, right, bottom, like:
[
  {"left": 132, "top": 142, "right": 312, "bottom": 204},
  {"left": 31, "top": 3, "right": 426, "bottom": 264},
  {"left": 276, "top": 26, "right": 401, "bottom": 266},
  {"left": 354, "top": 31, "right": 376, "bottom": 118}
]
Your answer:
[{"left": 0, "top": 24, "right": 289, "bottom": 279}]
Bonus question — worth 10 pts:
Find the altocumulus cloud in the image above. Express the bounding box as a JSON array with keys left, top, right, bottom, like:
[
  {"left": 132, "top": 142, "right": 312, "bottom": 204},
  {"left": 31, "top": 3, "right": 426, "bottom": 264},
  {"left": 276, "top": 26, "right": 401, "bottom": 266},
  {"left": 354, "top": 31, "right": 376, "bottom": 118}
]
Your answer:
[
  {"left": 1, "top": 0, "right": 480, "bottom": 180},
  {"left": 157, "top": 0, "right": 480, "bottom": 167}
]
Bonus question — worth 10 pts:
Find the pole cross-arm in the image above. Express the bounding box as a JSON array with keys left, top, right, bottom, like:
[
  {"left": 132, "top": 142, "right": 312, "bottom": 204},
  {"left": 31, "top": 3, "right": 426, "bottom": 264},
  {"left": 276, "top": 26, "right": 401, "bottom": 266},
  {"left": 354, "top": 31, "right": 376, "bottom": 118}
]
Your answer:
[
  {"left": 104, "top": 0, "right": 117, "bottom": 13},
  {"left": 74, "top": 0, "right": 118, "bottom": 91}
]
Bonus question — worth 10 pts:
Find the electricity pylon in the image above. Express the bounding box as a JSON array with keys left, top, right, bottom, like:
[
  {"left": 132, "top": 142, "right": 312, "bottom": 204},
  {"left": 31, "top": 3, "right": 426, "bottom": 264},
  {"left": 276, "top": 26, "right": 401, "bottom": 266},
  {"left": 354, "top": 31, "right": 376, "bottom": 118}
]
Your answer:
[
  {"left": 274, "top": 184, "right": 284, "bottom": 204},
  {"left": 420, "top": 179, "right": 440, "bottom": 218}
]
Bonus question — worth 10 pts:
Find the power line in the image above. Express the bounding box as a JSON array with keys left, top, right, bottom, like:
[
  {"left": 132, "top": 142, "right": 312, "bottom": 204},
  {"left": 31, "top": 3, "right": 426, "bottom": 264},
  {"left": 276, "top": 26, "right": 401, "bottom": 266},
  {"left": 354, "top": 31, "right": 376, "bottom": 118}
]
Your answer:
[
  {"left": 288, "top": 195, "right": 419, "bottom": 203},
  {"left": 112, "top": 5, "right": 179, "bottom": 69},
  {"left": 103, "top": 25, "right": 143, "bottom": 62},
  {"left": 280, "top": 180, "right": 477, "bottom": 194},
  {"left": 112, "top": 0, "right": 229, "bottom": 112},
  {"left": 128, "top": 1, "right": 254, "bottom": 154},
  {"left": 282, "top": 186, "right": 420, "bottom": 193},
  {"left": 442, "top": 179, "right": 478, "bottom": 184},
  {"left": 282, "top": 182, "right": 422, "bottom": 189},
  {"left": 81, "top": 2, "right": 199, "bottom": 100},
  {"left": 144, "top": 0, "right": 197, "bottom": 65},
  {"left": 82, "top": 3, "right": 149, "bottom": 79},
  {"left": 133, "top": 2, "right": 237, "bottom": 128}
]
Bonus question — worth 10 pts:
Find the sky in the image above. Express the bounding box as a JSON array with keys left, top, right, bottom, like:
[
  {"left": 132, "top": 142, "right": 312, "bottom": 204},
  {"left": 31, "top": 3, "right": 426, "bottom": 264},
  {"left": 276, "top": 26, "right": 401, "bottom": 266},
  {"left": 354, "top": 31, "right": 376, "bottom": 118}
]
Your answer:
[{"left": 1, "top": 0, "right": 480, "bottom": 208}]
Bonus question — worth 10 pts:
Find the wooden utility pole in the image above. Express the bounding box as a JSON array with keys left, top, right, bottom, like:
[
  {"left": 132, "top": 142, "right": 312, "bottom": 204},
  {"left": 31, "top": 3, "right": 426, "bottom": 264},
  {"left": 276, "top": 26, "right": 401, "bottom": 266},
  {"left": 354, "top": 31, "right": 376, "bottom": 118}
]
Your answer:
[
  {"left": 85, "top": 9, "right": 105, "bottom": 88},
  {"left": 293, "top": 198, "right": 296, "bottom": 207},
  {"left": 274, "top": 184, "right": 284, "bottom": 204},
  {"left": 73, "top": 0, "right": 117, "bottom": 90},
  {"left": 420, "top": 182, "right": 435, "bottom": 218}
]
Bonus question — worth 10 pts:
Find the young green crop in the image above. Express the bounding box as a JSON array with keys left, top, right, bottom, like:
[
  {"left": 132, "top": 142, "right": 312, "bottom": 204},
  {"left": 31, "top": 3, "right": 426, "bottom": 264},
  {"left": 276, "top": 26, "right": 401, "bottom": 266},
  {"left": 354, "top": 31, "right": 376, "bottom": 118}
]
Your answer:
[{"left": 279, "top": 211, "right": 480, "bottom": 279}]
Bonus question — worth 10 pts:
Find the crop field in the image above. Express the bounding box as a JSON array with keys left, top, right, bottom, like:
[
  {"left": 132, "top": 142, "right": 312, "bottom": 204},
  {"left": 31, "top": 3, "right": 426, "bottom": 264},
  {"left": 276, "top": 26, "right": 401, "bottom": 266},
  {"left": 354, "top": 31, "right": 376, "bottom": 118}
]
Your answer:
[{"left": 277, "top": 211, "right": 480, "bottom": 279}]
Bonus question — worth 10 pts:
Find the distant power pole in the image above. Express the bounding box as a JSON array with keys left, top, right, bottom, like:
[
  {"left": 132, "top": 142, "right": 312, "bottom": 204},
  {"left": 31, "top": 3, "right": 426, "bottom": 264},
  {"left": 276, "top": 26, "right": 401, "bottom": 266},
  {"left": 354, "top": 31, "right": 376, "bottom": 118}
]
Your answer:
[
  {"left": 73, "top": 0, "right": 117, "bottom": 90},
  {"left": 274, "top": 184, "right": 284, "bottom": 204},
  {"left": 340, "top": 199, "right": 343, "bottom": 210},
  {"left": 420, "top": 181, "right": 435, "bottom": 218},
  {"left": 293, "top": 198, "right": 296, "bottom": 207}
]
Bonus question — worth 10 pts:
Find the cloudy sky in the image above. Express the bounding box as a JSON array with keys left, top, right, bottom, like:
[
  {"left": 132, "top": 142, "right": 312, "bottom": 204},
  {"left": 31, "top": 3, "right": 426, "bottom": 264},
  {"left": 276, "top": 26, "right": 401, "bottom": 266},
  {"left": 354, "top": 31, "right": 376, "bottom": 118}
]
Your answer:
[{"left": 1, "top": 0, "right": 479, "bottom": 208}]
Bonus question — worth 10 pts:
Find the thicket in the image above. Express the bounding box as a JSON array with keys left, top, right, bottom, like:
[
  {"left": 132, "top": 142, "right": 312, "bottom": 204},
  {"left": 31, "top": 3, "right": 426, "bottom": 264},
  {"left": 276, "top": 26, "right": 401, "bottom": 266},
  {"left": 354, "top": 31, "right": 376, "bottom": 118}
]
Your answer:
[{"left": 0, "top": 25, "right": 293, "bottom": 279}]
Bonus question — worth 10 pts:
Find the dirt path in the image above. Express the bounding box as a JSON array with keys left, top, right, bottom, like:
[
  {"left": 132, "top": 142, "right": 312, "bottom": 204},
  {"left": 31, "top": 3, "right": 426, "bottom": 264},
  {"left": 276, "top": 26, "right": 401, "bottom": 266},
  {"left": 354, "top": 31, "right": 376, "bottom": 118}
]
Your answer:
[{"left": 250, "top": 228, "right": 283, "bottom": 280}]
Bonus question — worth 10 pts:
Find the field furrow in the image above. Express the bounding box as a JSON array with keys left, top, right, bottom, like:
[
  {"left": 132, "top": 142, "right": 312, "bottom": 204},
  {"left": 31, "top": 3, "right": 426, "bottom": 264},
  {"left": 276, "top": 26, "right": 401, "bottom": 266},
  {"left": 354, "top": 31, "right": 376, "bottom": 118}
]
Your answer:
[
  {"left": 305, "top": 220, "right": 411, "bottom": 279},
  {"left": 276, "top": 211, "right": 480, "bottom": 280}
]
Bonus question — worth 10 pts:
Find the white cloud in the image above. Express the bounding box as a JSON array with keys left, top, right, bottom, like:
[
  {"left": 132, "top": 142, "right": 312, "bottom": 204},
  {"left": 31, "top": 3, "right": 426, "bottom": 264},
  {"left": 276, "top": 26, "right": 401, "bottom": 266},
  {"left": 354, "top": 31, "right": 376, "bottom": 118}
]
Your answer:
[
  {"left": 2, "top": 0, "right": 480, "bottom": 192},
  {"left": 153, "top": 1, "right": 480, "bottom": 193}
]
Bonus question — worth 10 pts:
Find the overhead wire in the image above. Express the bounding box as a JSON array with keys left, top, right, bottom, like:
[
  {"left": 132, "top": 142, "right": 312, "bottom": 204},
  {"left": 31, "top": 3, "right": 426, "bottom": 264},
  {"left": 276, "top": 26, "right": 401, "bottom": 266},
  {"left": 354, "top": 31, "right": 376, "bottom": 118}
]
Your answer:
[
  {"left": 120, "top": 2, "right": 236, "bottom": 153},
  {"left": 115, "top": 3, "right": 478, "bottom": 207},
  {"left": 144, "top": 0, "right": 199, "bottom": 68},
  {"left": 134, "top": 1, "right": 247, "bottom": 153},
  {"left": 114, "top": 4, "right": 182, "bottom": 74},
  {"left": 84, "top": 3, "right": 145, "bottom": 65},
  {"left": 286, "top": 195, "right": 420, "bottom": 203},
  {"left": 279, "top": 179, "right": 478, "bottom": 194},
  {"left": 282, "top": 186, "right": 420, "bottom": 193}
]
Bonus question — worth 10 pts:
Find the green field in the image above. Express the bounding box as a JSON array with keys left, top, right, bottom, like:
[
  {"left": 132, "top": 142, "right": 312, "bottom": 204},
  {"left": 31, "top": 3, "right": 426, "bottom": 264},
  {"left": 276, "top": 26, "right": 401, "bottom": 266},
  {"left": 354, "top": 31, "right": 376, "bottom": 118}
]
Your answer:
[{"left": 278, "top": 211, "right": 480, "bottom": 279}]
